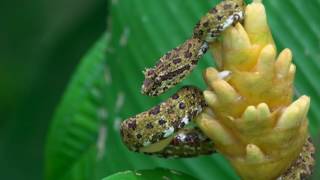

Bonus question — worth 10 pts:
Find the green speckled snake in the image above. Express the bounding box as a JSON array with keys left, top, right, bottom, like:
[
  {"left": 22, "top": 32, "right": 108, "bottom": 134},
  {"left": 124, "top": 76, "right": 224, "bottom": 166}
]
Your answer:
[{"left": 120, "top": 0, "right": 245, "bottom": 158}]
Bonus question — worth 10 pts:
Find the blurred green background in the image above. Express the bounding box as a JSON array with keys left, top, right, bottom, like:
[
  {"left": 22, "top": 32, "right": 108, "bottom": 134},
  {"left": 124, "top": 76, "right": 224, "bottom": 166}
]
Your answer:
[
  {"left": 0, "top": 0, "right": 319, "bottom": 180},
  {"left": 0, "top": 0, "right": 107, "bottom": 179}
]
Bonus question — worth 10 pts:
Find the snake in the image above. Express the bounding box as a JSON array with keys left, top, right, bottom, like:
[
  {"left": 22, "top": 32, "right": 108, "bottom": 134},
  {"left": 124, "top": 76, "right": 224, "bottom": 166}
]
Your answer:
[{"left": 121, "top": 0, "right": 245, "bottom": 158}]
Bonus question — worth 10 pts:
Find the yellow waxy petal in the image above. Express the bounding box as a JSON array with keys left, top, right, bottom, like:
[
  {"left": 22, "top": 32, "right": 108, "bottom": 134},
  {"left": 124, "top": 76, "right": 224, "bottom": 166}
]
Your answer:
[
  {"left": 196, "top": 111, "right": 235, "bottom": 145},
  {"left": 234, "top": 23, "right": 252, "bottom": 49},
  {"left": 203, "top": 67, "right": 220, "bottom": 85},
  {"left": 288, "top": 64, "right": 296, "bottom": 82},
  {"left": 196, "top": 0, "right": 313, "bottom": 179},
  {"left": 257, "top": 103, "right": 270, "bottom": 121},
  {"left": 275, "top": 48, "right": 293, "bottom": 79},
  {"left": 244, "top": 0, "right": 275, "bottom": 48},
  {"left": 223, "top": 24, "right": 251, "bottom": 51},
  {"left": 246, "top": 144, "right": 265, "bottom": 163},
  {"left": 276, "top": 96, "right": 310, "bottom": 129},
  {"left": 204, "top": 67, "right": 239, "bottom": 104},
  {"left": 203, "top": 90, "right": 218, "bottom": 109},
  {"left": 256, "top": 44, "right": 276, "bottom": 76},
  {"left": 213, "top": 80, "right": 239, "bottom": 104},
  {"left": 242, "top": 106, "right": 257, "bottom": 123}
]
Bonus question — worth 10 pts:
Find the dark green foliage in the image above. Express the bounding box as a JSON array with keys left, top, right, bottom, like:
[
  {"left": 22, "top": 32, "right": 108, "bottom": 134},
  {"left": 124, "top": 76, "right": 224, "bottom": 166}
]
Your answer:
[
  {"left": 0, "top": 0, "right": 106, "bottom": 180},
  {"left": 1, "top": 0, "right": 319, "bottom": 180},
  {"left": 102, "top": 168, "right": 197, "bottom": 180}
]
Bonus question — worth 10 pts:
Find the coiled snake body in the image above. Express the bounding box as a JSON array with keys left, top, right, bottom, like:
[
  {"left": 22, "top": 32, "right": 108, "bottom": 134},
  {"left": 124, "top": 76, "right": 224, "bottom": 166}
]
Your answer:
[{"left": 120, "top": 0, "right": 245, "bottom": 157}]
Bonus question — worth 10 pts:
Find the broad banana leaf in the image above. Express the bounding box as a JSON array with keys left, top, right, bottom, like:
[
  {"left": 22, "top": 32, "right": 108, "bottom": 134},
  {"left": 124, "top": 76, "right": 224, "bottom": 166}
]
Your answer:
[{"left": 45, "top": 0, "right": 320, "bottom": 179}]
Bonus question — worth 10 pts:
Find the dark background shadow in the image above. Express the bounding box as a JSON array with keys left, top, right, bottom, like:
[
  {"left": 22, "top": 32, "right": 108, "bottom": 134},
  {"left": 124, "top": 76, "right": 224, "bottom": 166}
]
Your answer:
[{"left": 0, "top": 0, "right": 107, "bottom": 179}]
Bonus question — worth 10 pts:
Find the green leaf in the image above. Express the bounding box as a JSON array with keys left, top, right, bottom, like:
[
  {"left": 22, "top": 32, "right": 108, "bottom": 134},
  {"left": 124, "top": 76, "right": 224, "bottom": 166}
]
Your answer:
[
  {"left": 45, "top": 0, "right": 320, "bottom": 180},
  {"left": 102, "top": 168, "right": 197, "bottom": 180},
  {"left": 45, "top": 34, "right": 110, "bottom": 180}
]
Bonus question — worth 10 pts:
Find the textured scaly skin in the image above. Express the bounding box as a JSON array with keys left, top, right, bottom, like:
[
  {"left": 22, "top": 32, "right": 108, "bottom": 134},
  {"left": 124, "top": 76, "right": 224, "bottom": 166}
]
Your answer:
[
  {"left": 142, "top": 38, "right": 208, "bottom": 96},
  {"left": 120, "top": 86, "right": 206, "bottom": 151},
  {"left": 141, "top": 0, "right": 245, "bottom": 96},
  {"left": 121, "top": 0, "right": 246, "bottom": 157},
  {"left": 143, "top": 128, "right": 215, "bottom": 158}
]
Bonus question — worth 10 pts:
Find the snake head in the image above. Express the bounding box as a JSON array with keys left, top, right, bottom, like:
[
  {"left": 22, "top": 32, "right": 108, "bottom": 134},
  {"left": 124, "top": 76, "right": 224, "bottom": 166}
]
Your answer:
[{"left": 193, "top": 0, "right": 245, "bottom": 42}]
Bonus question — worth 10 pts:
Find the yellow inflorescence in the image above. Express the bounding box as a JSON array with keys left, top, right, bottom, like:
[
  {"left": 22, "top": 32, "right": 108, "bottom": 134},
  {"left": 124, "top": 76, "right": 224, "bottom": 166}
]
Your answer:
[{"left": 195, "top": 1, "right": 311, "bottom": 179}]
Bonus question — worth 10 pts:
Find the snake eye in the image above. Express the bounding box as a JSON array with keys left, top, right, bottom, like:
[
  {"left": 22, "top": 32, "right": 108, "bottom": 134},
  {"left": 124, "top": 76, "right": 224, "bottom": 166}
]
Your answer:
[
  {"left": 145, "top": 69, "right": 155, "bottom": 77},
  {"left": 233, "top": 13, "right": 241, "bottom": 21}
]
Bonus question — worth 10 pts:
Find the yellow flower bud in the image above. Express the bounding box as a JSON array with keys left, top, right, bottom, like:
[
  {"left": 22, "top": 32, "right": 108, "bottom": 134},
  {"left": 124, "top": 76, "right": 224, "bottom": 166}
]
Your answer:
[{"left": 196, "top": 0, "right": 314, "bottom": 179}]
